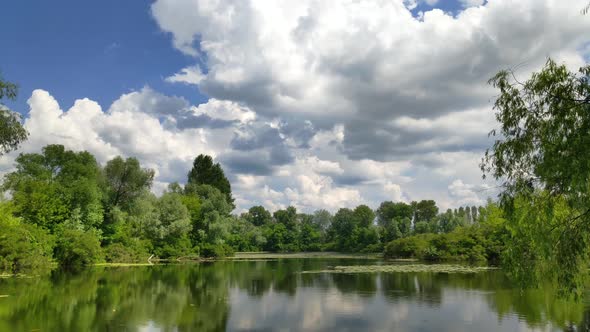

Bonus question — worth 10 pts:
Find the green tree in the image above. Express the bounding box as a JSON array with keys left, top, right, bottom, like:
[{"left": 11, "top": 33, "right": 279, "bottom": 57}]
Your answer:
[
  {"left": 376, "top": 201, "right": 413, "bottom": 226},
  {"left": 104, "top": 156, "right": 154, "bottom": 210},
  {"left": 329, "top": 208, "right": 357, "bottom": 251},
  {"left": 4, "top": 145, "right": 104, "bottom": 231},
  {"left": 54, "top": 227, "right": 103, "bottom": 269},
  {"left": 353, "top": 204, "right": 375, "bottom": 228},
  {"left": 273, "top": 207, "right": 299, "bottom": 251},
  {"left": 185, "top": 184, "right": 232, "bottom": 247},
  {"left": 312, "top": 209, "right": 332, "bottom": 237},
  {"left": 187, "top": 154, "right": 233, "bottom": 207},
  {"left": 0, "top": 201, "right": 54, "bottom": 273},
  {"left": 414, "top": 200, "right": 439, "bottom": 223},
  {"left": 154, "top": 193, "right": 192, "bottom": 257},
  {"left": 0, "top": 75, "right": 28, "bottom": 155},
  {"left": 245, "top": 205, "right": 272, "bottom": 226},
  {"left": 482, "top": 59, "right": 590, "bottom": 295},
  {"left": 438, "top": 209, "right": 464, "bottom": 233}
]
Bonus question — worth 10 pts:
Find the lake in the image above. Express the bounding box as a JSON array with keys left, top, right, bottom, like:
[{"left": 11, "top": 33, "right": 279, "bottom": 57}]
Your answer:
[{"left": 0, "top": 258, "right": 588, "bottom": 331}]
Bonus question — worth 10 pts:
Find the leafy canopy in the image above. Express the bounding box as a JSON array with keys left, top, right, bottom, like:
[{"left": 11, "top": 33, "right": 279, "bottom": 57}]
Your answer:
[
  {"left": 0, "top": 75, "right": 28, "bottom": 155},
  {"left": 482, "top": 59, "right": 590, "bottom": 295}
]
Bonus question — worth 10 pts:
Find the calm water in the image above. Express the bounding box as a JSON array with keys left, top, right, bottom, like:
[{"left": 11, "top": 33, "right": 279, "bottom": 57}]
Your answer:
[{"left": 1, "top": 259, "right": 589, "bottom": 331}]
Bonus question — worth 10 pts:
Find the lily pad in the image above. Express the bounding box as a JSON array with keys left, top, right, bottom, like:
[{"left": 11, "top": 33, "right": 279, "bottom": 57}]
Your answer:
[{"left": 302, "top": 264, "right": 497, "bottom": 274}]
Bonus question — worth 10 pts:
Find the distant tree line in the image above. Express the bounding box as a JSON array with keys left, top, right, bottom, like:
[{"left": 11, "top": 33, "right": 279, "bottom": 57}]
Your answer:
[{"left": 0, "top": 141, "right": 500, "bottom": 272}]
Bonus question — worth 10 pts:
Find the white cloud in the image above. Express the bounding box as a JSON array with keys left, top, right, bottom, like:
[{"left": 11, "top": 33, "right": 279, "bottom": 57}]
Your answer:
[
  {"left": 8, "top": 0, "right": 589, "bottom": 214},
  {"left": 165, "top": 65, "right": 206, "bottom": 85},
  {"left": 459, "top": 0, "right": 485, "bottom": 8},
  {"left": 151, "top": 0, "right": 590, "bottom": 163}
]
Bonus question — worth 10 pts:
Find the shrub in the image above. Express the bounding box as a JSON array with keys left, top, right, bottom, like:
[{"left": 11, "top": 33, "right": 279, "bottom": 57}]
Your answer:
[
  {"left": 54, "top": 228, "right": 103, "bottom": 269},
  {"left": 361, "top": 242, "right": 383, "bottom": 253},
  {"left": 0, "top": 220, "right": 54, "bottom": 273},
  {"left": 200, "top": 243, "right": 234, "bottom": 258},
  {"left": 422, "top": 246, "right": 441, "bottom": 261},
  {"left": 384, "top": 235, "right": 430, "bottom": 259},
  {"left": 104, "top": 240, "right": 150, "bottom": 263}
]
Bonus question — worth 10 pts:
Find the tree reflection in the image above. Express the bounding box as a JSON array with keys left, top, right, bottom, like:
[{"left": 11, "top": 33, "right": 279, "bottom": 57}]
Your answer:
[{"left": 0, "top": 261, "right": 587, "bottom": 331}]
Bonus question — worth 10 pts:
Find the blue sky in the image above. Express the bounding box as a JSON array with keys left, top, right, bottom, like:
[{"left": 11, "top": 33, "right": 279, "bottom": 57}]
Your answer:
[
  {"left": 0, "top": 0, "right": 468, "bottom": 115},
  {"left": 1, "top": 0, "right": 208, "bottom": 114},
  {"left": 0, "top": 0, "right": 587, "bottom": 212}
]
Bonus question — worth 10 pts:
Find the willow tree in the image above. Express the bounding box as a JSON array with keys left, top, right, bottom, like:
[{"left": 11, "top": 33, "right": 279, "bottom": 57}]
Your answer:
[
  {"left": 482, "top": 59, "right": 590, "bottom": 295},
  {"left": 0, "top": 76, "right": 28, "bottom": 154}
]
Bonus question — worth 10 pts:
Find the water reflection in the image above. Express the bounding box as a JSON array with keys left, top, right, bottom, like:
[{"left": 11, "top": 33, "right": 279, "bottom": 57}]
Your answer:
[{"left": 0, "top": 259, "right": 587, "bottom": 331}]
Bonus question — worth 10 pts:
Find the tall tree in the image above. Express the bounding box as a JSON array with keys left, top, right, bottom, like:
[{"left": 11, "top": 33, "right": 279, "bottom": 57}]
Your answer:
[
  {"left": 245, "top": 205, "right": 272, "bottom": 226},
  {"left": 414, "top": 200, "right": 439, "bottom": 223},
  {"left": 187, "top": 154, "right": 233, "bottom": 207},
  {"left": 0, "top": 75, "right": 28, "bottom": 155},
  {"left": 312, "top": 209, "right": 333, "bottom": 236},
  {"left": 376, "top": 201, "right": 413, "bottom": 226},
  {"left": 353, "top": 204, "right": 375, "bottom": 228},
  {"left": 482, "top": 59, "right": 590, "bottom": 295},
  {"left": 104, "top": 156, "right": 154, "bottom": 210}
]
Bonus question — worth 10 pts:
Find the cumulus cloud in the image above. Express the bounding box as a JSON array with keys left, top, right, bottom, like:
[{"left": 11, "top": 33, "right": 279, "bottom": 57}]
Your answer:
[
  {"left": 152, "top": 0, "right": 590, "bottom": 162},
  {"left": 165, "top": 65, "right": 206, "bottom": 85},
  {"left": 7, "top": 1, "right": 589, "bottom": 214},
  {"left": 448, "top": 179, "right": 491, "bottom": 206}
]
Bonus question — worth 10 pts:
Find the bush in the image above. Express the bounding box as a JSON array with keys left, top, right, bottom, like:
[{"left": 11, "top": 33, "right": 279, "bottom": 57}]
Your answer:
[
  {"left": 0, "top": 220, "right": 54, "bottom": 273},
  {"left": 54, "top": 228, "right": 103, "bottom": 269},
  {"left": 422, "top": 246, "right": 441, "bottom": 261},
  {"left": 361, "top": 242, "right": 383, "bottom": 253},
  {"left": 200, "top": 243, "right": 234, "bottom": 258},
  {"left": 384, "top": 235, "right": 430, "bottom": 259},
  {"left": 384, "top": 226, "right": 501, "bottom": 263},
  {"left": 155, "top": 235, "right": 194, "bottom": 259},
  {"left": 104, "top": 240, "right": 150, "bottom": 263}
]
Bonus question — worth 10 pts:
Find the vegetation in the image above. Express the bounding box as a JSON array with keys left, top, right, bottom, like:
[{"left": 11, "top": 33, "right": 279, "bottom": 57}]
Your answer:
[
  {"left": 482, "top": 59, "right": 590, "bottom": 296},
  {"left": 0, "top": 141, "right": 496, "bottom": 271},
  {"left": 1, "top": 60, "right": 590, "bottom": 301},
  {"left": 303, "top": 264, "right": 497, "bottom": 274},
  {"left": 0, "top": 75, "right": 28, "bottom": 155}
]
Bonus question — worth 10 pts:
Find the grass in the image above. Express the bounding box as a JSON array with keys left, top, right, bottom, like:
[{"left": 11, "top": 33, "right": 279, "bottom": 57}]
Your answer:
[
  {"left": 230, "top": 251, "right": 383, "bottom": 260},
  {"left": 302, "top": 264, "right": 498, "bottom": 274}
]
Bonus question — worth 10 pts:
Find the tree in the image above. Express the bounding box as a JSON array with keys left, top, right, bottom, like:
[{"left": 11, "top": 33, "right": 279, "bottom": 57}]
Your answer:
[
  {"left": 245, "top": 205, "right": 272, "bottom": 226},
  {"left": 376, "top": 201, "right": 413, "bottom": 226},
  {"left": 353, "top": 205, "right": 375, "bottom": 228},
  {"left": 273, "top": 206, "right": 298, "bottom": 231},
  {"left": 329, "top": 208, "right": 359, "bottom": 251},
  {"left": 185, "top": 184, "right": 232, "bottom": 246},
  {"left": 438, "top": 209, "right": 464, "bottom": 233},
  {"left": 4, "top": 145, "right": 105, "bottom": 231},
  {"left": 0, "top": 75, "right": 28, "bottom": 155},
  {"left": 0, "top": 201, "right": 54, "bottom": 273},
  {"left": 482, "top": 59, "right": 590, "bottom": 295},
  {"left": 414, "top": 200, "right": 439, "bottom": 223},
  {"left": 104, "top": 156, "right": 154, "bottom": 210},
  {"left": 54, "top": 227, "right": 103, "bottom": 269},
  {"left": 471, "top": 206, "right": 478, "bottom": 223},
  {"left": 273, "top": 207, "right": 299, "bottom": 251},
  {"left": 154, "top": 193, "right": 192, "bottom": 257},
  {"left": 187, "top": 154, "right": 233, "bottom": 207},
  {"left": 312, "top": 209, "right": 333, "bottom": 238}
]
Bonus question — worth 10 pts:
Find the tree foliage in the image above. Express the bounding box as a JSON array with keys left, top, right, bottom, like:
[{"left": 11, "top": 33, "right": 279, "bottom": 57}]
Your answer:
[
  {"left": 0, "top": 75, "right": 28, "bottom": 155},
  {"left": 483, "top": 59, "right": 590, "bottom": 295},
  {"left": 104, "top": 156, "right": 154, "bottom": 210},
  {"left": 187, "top": 154, "right": 233, "bottom": 207}
]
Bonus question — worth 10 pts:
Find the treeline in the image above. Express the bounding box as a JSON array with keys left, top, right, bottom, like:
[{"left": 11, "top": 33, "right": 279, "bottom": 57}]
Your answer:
[
  {"left": 0, "top": 145, "right": 239, "bottom": 271},
  {"left": 0, "top": 144, "right": 503, "bottom": 272}
]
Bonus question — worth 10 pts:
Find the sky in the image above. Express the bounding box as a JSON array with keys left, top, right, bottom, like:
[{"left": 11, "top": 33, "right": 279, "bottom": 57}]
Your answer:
[{"left": 1, "top": 0, "right": 589, "bottom": 213}]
